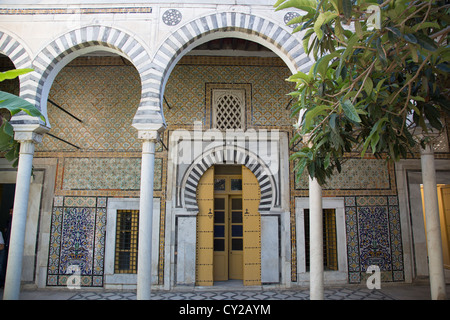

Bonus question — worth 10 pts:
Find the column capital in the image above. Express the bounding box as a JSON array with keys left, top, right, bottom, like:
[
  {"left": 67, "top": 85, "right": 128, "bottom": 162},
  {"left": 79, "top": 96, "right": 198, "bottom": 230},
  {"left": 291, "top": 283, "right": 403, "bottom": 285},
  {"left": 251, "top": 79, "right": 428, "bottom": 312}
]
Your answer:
[
  {"left": 420, "top": 142, "right": 434, "bottom": 156},
  {"left": 137, "top": 130, "right": 161, "bottom": 141},
  {"left": 133, "top": 123, "right": 166, "bottom": 141},
  {"left": 13, "top": 123, "right": 49, "bottom": 144}
]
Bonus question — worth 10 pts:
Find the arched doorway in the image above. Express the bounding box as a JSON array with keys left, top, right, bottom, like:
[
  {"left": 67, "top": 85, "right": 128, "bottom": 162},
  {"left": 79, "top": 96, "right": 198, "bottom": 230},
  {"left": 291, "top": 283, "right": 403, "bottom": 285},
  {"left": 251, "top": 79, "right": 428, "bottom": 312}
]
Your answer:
[{"left": 196, "top": 164, "right": 261, "bottom": 286}]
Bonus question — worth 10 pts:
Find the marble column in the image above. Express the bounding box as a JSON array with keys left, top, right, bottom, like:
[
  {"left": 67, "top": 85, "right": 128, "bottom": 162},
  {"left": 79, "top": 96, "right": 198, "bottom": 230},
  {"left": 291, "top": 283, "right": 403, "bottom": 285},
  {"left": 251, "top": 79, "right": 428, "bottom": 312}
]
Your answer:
[
  {"left": 136, "top": 130, "right": 159, "bottom": 300},
  {"left": 3, "top": 129, "right": 44, "bottom": 300},
  {"left": 420, "top": 143, "right": 447, "bottom": 300},
  {"left": 303, "top": 135, "right": 324, "bottom": 300}
]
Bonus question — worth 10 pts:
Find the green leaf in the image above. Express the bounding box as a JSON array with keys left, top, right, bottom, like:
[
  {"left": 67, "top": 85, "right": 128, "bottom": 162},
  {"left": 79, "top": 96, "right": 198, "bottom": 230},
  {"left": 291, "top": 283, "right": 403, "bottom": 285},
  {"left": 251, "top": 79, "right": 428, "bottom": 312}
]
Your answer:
[
  {"left": 412, "top": 22, "right": 440, "bottom": 32},
  {"left": 2, "top": 120, "right": 14, "bottom": 137},
  {"left": 274, "top": 0, "right": 317, "bottom": 14},
  {"left": 334, "top": 18, "right": 345, "bottom": 41},
  {"left": 385, "top": 26, "right": 401, "bottom": 38},
  {"left": 288, "top": 71, "right": 311, "bottom": 84},
  {"left": 314, "top": 13, "right": 326, "bottom": 40},
  {"left": 336, "top": 34, "right": 359, "bottom": 79},
  {"left": 0, "top": 130, "right": 12, "bottom": 150},
  {"left": 403, "top": 33, "right": 417, "bottom": 44},
  {"left": 415, "top": 33, "right": 438, "bottom": 52},
  {"left": 363, "top": 77, "right": 374, "bottom": 96},
  {"left": 0, "top": 68, "right": 33, "bottom": 82},
  {"left": 342, "top": 0, "right": 352, "bottom": 20},
  {"left": 314, "top": 12, "right": 338, "bottom": 40},
  {"left": 274, "top": 0, "right": 287, "bottom": 8},
  {"left": 329, "top": 113, "right": 338, "bottom": 131},
  {"left": 324, "top": 152, "right": 331, "bottom": 169},
  {"left": 3, "top": 141, "right": 19, "bottom": 167},
  {"left": 436, "top": 63, "right": 450, "bottom": 73},
  {"left": 304, "top": 104, "right": 331, "bottom": 128},
  {"left": 0, "top": 91, "right": 46, "bottom": 122},
  {"left": 313, "top": 51, "right": 340, "bottom": 78},
  {"left": 340, "top": 99, "right": 361, "bottom": 123},
  {"left": 376, "top": 37, "right": 387, "bottom": 64},
  {"left": 361, "top": 117, "right": 387, "bottom": 157},
  {"left": 355, "top": 20, "right": 363, "bottom": 39},
  {"left": 370, "top": 131, "right": 380, "bottom": 152},
  {"left": 286, "top": 15, "right": 306, "bottom": 26},
  {"left": 294, "top": 157, "right": 308, "bottom": 181}
]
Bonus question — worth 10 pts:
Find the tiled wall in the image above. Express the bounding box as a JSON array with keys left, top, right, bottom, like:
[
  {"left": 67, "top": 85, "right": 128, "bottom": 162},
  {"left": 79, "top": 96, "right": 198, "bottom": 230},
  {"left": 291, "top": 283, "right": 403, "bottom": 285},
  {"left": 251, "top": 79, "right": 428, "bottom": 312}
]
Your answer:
[
  {"left": 47, "top": 196, "right": 107, "bottom": 287},
  {"left": 39, "top": 55, "right": 295, "bottom": 286},
  {"left": 345, "top": 196, "right": 403, "bottom": 283},
  {"left": 34, "top": 55, "right": 405, "bottom": 287}
]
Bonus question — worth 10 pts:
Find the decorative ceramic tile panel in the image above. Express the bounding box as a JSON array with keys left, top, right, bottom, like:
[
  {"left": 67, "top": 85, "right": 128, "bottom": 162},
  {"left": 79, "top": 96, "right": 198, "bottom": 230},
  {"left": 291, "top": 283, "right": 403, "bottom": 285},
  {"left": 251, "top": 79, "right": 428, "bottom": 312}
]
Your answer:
[
  {"left": 94, "top": 208, "right": 107, "bottom": 276},
  {"left": 345, "top": 206, "right": 360, "bottom": 274},
  {"left": 47, "top": 197, "right": 108, "bottom": 287},
  {"left": 357, "top": 206, "right": 392, "bottom": 271},
  {"left": 61, "top": 157, "right": 162, "bottom": 191},
  {"left": 64, "top": 196, "right": 97, "bottom": 207},
  {"left": 295, "top": 159, "right": 391, "bottom": 191},
  {"left": 59, "top": 207, "right": 96, "bottom": 275},
  {"left": 345, "top": 196, "right": 404, "bottom": 283},
  {"left": 47, "top": 207, "right": 63, "bottom": 276}
]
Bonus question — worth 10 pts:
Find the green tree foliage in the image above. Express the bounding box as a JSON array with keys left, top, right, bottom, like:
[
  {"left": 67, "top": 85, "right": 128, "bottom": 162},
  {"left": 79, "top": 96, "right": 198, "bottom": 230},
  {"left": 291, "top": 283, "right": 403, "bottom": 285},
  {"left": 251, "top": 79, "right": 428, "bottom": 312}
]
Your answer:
[
  {"left": 0, "top": 68, "right": 45, "bottom": 167},
  {"left": 275, "top": 0, "right": 450, "bottom": 185}
]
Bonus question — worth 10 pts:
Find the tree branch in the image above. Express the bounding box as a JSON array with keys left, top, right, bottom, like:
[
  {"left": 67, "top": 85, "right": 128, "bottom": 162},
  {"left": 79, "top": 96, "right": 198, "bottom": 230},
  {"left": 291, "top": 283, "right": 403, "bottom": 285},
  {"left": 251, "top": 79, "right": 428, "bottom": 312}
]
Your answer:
[{"left": 389, "top": 53, "right": 431, "bottom": 106}]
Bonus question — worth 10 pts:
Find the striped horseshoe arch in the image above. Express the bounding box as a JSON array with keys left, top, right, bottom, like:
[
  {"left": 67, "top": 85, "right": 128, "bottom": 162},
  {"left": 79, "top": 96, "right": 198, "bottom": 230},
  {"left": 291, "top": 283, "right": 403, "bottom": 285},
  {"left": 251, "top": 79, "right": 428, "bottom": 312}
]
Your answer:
[
  {"left": 140, "top": 11, "right": 313, "bottom": 128},
  {"left": 16, "top": 25, "right": 163, "bottom": 127},
  {"left": 0, "top": 30, "right": 35, "bottom": 125},
  {"left": 181, "top": 145, "right": 276, "bottom": 213},
  {"left": 0, "top": 30, "right": 31, "bottom": 70}
]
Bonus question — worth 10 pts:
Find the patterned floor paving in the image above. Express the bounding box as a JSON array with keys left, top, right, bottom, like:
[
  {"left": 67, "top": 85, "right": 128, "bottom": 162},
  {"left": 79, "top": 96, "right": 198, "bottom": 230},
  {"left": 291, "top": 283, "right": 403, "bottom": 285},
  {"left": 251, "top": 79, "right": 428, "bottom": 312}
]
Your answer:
[{"left": 68, "top": 287, "right": 394, "bottom": 300}]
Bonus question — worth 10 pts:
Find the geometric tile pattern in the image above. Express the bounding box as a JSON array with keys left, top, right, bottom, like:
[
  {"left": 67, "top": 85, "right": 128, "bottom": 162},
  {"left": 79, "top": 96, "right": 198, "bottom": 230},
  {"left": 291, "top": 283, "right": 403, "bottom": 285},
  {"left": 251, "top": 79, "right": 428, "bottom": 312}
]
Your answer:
[
  {"left": 295, "top": 159, "right": 392, "bottom": 191},
  {"left": 67, "top": 287, "right": 394, "bottom": 300},
  {"left": 345, "top": 196, "right": 404, "bottom": 284},
  {"left": 61, "top": 157, "right": 162, "bottom": 191},
  {"left": 36, "top": 64, "right": 142, "bottom": 152},
  {"left": 164, "top": 57, "right": 294, "bottom": 127},
  {"left": 47, "top": 197, "right": 107, "bottom": 287}
]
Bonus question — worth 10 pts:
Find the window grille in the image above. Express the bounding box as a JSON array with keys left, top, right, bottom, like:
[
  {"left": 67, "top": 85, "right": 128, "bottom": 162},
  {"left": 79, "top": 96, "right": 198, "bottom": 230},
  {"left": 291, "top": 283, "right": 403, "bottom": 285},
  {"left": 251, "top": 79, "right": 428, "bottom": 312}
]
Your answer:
[
  {"left": 304, "top": 208, "right": 338, "bottom": 271},
  {"left": 115, "top": 210, "right": 139, "bottom": 274},
  {"left": 212, "top": 90, "right": 245, "bottom": 130}
]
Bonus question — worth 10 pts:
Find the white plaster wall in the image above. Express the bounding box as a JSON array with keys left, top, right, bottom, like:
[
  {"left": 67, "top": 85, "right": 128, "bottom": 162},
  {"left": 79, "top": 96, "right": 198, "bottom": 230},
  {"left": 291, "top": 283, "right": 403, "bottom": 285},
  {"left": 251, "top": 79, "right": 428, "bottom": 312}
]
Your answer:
[
  {"left": 0, "top": 2, "right": 302, "bottom": 63},
  {"left": 176, "top": 216, "right": 197, "bottom": 285}
]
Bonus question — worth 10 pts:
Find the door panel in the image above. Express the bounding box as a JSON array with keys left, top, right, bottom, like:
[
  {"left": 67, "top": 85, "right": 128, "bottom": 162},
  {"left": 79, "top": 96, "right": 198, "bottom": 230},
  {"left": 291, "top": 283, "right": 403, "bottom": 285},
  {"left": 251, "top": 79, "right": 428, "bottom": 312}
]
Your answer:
[
  {"left": 242, "top": 166, "right": 261, "bottom": 286},
  {"left": 213, "top": 195, "right": 228, "bottom": 280},
  {"left": 198, "top": 165, "right": 261, "bottom": 285},
  {"left": 196, "top": 167, "right": 214, "bottom": 286},
  {"left": 229, "top": 196, "right": 243, "bottom": 279}
]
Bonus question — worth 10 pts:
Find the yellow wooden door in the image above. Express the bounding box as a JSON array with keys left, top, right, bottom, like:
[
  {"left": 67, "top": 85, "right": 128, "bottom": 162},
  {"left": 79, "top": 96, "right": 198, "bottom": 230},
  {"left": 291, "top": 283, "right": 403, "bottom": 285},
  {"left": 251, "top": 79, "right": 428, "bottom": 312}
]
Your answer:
[
  {"left": 438, "top": 185, "right": 450, "bottom": 269},
  {"left": 421, "top": 184, "right": 450, "bottom": 269},
  {"left": 213, "top": 196, "right": 228, "bottom": 280},
  {"left": 196, "top": 166, "right": 215, "bottom": 286},
  {"left": 229, "top": 196, "right": 244, "bottom": 279},
  {"left": 242, "top": 166, "right": 261, "bottom": 286}
]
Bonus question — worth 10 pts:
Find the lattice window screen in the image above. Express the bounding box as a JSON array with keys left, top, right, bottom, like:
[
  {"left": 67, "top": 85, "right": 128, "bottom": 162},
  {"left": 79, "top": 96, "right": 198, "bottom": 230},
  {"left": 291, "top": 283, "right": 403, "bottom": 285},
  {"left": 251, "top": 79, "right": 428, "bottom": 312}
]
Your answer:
[{"left": 213, "top": 90, "right": 245, "bottom": 130}]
